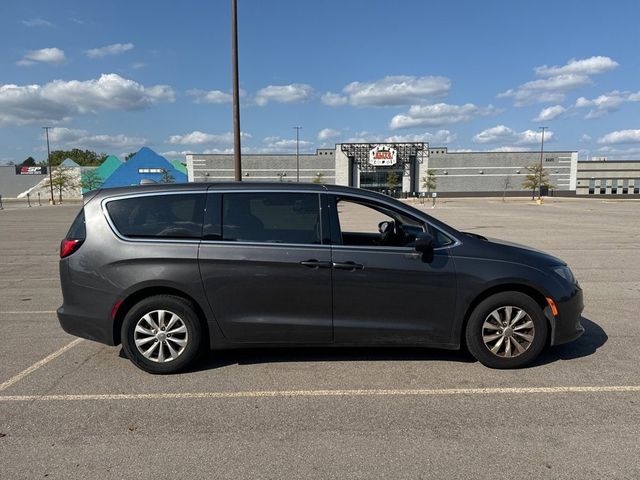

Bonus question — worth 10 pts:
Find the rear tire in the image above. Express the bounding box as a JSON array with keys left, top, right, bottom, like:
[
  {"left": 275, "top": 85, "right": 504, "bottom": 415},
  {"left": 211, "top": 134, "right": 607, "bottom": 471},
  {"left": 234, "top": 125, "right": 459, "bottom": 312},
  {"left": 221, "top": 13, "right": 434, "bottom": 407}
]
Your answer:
[
  {"left": 121, "top": 295, "right": 203, "bottom": 374},
  {"left": 465, "top": 291, "right": 547, "bottom": 369}
]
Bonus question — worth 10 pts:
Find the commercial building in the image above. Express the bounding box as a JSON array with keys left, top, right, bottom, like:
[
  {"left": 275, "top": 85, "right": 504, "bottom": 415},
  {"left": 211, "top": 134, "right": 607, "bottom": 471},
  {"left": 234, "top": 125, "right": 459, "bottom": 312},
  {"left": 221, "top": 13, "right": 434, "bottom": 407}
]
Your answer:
[
  {"left": 187, "top": 144, "right": 579, "bottom": 196},
  {"left": 575, "top": 160, "right": 640, "bottom": 195}
]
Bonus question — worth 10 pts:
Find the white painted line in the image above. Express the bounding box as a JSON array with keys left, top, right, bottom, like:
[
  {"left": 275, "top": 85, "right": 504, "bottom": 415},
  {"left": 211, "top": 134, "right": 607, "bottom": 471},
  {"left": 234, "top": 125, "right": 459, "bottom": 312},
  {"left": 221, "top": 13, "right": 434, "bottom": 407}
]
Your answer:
[
  {"left": 1, "top": 385, "right": 639, "bottom": 402},
  {"left": 0, "top": 310, "right": 57, "bottom": 314},
  {"left": 0, "top": 338, "right": 83, "bottom": 392}
]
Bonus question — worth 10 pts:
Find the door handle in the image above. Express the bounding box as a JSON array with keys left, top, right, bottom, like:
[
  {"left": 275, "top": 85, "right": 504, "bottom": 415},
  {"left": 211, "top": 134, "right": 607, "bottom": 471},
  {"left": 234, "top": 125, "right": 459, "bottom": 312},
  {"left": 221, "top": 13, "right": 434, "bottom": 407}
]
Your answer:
[
  {"left": 300, "top": 259, "right": 333, "bottom": 269},
  {"left": 332, "top": 261, "right": 364, "bottom": 271}
]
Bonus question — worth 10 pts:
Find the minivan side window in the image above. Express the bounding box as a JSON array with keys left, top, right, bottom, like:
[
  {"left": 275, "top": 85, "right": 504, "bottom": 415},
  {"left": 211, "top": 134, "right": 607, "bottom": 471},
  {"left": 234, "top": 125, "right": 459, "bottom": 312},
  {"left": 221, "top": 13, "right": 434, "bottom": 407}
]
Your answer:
[
  {"left": 222, "top": 193, "right": 321, "bottom": 245},
  {"left": 106, "top": 193, "right": 205, "bottom": 239}
]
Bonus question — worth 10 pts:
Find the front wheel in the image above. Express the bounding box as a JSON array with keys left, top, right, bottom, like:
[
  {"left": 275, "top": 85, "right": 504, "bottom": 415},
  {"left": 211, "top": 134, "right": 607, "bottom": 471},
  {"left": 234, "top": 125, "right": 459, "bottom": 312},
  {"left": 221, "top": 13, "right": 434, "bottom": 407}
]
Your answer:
[
  {"left": 465, "top": 292, "right": 548, "bottom": 369},
  {"left": 121, "top": 295, "right": 203, "bottom": 374}
]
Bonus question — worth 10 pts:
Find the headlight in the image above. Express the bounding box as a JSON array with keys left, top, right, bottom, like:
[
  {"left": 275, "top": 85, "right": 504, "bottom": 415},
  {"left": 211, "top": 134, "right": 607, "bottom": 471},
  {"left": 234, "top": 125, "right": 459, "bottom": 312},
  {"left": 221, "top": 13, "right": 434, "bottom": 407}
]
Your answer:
[{"left": 551, "top": 265, "right": 575, "bottom": 284}]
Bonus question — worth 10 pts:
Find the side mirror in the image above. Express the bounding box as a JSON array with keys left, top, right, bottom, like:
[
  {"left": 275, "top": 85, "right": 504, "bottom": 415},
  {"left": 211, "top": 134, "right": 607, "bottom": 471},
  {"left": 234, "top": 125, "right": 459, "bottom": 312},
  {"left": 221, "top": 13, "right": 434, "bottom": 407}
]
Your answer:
[{"left": 413, "top": 232, "right": 434, "bottom": 253}]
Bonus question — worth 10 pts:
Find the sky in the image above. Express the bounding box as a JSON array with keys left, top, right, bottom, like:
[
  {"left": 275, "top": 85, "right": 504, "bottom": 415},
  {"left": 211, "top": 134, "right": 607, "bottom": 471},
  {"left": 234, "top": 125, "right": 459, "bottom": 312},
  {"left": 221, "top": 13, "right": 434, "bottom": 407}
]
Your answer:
[{"left": 1, "top": 0, "right": 639, "bottom": 164}]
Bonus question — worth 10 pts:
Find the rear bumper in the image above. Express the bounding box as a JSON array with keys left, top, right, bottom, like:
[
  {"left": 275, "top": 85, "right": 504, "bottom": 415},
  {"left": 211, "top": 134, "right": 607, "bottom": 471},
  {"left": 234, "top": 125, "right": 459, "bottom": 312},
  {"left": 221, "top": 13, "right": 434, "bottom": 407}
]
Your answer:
[
  {"left": 550, "top": 286, "right": 584, "bottom": 346},
  {"left": 57, "top": 305, "right": 116, "bottom": 346}
]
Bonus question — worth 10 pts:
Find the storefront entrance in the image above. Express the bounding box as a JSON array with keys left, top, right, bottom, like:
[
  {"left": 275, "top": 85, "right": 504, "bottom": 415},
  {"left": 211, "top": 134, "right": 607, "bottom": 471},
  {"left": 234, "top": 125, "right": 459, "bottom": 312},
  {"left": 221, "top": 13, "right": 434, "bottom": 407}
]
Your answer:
[{"left": 359, "top": 169, "right": 404, "bottom": 193}]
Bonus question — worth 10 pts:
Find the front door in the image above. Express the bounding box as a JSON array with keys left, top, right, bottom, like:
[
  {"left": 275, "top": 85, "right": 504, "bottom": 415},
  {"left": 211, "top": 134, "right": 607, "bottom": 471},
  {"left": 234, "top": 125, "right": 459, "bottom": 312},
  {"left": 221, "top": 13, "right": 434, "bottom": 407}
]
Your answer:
[
  {"left": 198, "top": 190, "right": 333, "bottom": 343},
  {"left": 328, "top": 194, "right": 457, "bottom": 345}
]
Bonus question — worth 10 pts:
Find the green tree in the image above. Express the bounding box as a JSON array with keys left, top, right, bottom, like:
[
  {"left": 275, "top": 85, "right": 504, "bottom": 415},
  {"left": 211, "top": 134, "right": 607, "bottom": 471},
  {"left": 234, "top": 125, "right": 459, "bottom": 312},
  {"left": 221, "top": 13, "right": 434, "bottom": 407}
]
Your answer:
[
  {"left": 21, "top": 156, "right": 36, "bottom": 166},
  {"left": 44, "top": 167, "right": 78, "bottom": 203},
  {"left": 124, "top": 152, "right": 136, "bottom": 161},
  {"left": 386, "top": 171, "right": 400, "bottom": 194},
  {"left": 46, "top": 149, "right": 107, "bottom": 167},
  {"left": 421, "top": 169, "right": 437, "bottom": 194},
  {"left": 160, "top": 169, "right": 175, "bottom": 184},
  {"left": 312, "top": 172, "right": 325, "bottom": 184},
  {"left": 522, "top": 163, "right": 553, "bottom": 199},
  {"left": 80, "top": 169, "right": 103, "bottom": 191}
]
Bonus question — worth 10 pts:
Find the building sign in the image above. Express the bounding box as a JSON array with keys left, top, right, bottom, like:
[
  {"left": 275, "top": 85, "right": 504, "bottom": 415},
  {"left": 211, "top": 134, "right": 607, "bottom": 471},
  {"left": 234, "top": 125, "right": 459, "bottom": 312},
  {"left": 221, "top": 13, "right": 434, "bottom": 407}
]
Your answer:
[
  {"left": 368, "top": 145, "right": 397, "bottom": 166},
  {"left": 15, "top": 166, "right": 47, "bottom": 175}
]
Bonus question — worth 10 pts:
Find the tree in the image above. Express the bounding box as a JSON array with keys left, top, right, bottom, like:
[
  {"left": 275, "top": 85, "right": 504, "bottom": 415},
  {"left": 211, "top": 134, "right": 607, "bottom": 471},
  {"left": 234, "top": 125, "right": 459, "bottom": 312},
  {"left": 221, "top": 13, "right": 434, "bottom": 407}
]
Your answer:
[
  {"left": 386, "top": 171, "right": 400, "bottom": 194},
  {"left": 80, "top": 169, "right": 103, "bottom": 191},
  {"left": 502, "top": 175, "right": 512, "bottom": 202},
  {"left": 45, "top": 149, "right": 107, "bottom": 167},
  {"left": 21, "top": 156, "right": 36, "bottom": 166},
  {"left": 124, "top": 152, "right": 136, "bottom": 161},
  {"left": 160, "top": 169, "right": 175, "bottom": 184},
  {"left": 421, "top": 169, "right": 437, "bottom": 194},
  {"left": 312, "top": 172, "right": 325, "bottom": 184},
  {"left": 522, "top": 163, "right": 553, "bottom": 200},
  {"left": 44, "top": 167, "right": 77, "bottom": 203}
]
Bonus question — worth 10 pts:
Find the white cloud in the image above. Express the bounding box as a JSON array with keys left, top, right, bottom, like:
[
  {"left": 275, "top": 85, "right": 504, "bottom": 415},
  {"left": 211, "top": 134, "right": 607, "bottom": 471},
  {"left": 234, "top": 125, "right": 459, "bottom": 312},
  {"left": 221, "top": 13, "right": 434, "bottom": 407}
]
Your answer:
[
  {"left": 597, "top": 129, "right": 640, "bottom": 144},
  {"left": 255, "top": 84, "right": 313, "bottom": 106},
  {"left": 580, "top": 134, "right": 592, "bottom": 143},
  {"left": 85, "top": 43, "right": 134, "bottom": 58},
  {"left": 499, "top": 56, "right": 618, "bottom": 106},
  {"left": 186, "top": 89, "right": 233, "bottom": 104},
  {"left": 261, "top": 136, "right": 314, "bottom": 152},
  {"left": 384, "top": 129, "right": 457, "bottom": 144},
  {"left": 21, "top": 18, "right": 54, "bottom": 27},
  {"left": 472, "top": 125, "right": 554, "bottom": 145},
  {"left": 574, "top": 90, "right": 640, "bottom": 118},
  {"left": 17, "top": 47, "right": 66, "bottom": 66},
  {"left": 317, "top": 128, "right": 341, "bottom": 141},
  {"left": 0, "top": 74, "right": 175, "bottom": 126},
  {"left": 167, "top": 130, "right": 251, "bottom": 145},
  {"left": 341, "top": 75, "right": 450, "bottom": 106},
  {"left": 321, "top": 92, "right": 348, "bottom": 106},
  {"left": 47, "top": 127, "right": 147, "bottom": 150},
  {"left": 498, "top": 74, "right": 591, "bottom": 106},
  {"left": 534, "top": 56, "right": 619, "bottom": 77},
  {"left": 533, "top": 105, "right": 567, "bottom": 122},
  {"left": 131, "top": 62, "right": 147, "bottom": 70},
  {"left": 390, "top": 103, "right": 499, "bottom": 129},
  {"left": 595, "top": 146, "right": 640, "bottom": 158},
  {"left": 491, "top": 146, "right": 531, "bottom": 152}
]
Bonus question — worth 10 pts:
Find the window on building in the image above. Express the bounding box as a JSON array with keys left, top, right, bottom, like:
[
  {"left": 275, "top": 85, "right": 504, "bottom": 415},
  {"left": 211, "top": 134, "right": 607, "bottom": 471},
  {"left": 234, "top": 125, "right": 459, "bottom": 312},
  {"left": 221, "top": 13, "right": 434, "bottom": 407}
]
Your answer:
[
  {"left": 106, "top": 193, "right": 205, "bottom": 239},
  {"left": 222, "top": 192, "right": 321, "bottom": 245}
]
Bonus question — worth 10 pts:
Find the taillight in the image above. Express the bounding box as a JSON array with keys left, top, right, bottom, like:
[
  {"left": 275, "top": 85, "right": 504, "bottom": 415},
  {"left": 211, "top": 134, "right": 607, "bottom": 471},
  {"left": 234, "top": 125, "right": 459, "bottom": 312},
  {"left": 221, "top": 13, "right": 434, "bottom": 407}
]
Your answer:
[{"left": 60, "top": 239, "right": 83, "bottom": 258}]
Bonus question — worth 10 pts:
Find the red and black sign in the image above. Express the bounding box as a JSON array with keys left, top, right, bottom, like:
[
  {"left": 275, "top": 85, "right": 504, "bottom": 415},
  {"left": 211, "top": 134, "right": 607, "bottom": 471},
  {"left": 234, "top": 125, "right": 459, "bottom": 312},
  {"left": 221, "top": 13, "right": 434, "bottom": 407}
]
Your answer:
[{"left": 15, "top": 166, "right": 47, "bottom": 175}]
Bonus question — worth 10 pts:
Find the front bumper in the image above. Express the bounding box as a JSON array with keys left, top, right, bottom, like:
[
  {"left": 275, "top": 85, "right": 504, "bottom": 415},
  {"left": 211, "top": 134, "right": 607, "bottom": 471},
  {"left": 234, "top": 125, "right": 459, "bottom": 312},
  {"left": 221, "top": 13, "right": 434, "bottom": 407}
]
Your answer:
[{"left": 549, "top": 286, "right": 584, "bottom": 345}]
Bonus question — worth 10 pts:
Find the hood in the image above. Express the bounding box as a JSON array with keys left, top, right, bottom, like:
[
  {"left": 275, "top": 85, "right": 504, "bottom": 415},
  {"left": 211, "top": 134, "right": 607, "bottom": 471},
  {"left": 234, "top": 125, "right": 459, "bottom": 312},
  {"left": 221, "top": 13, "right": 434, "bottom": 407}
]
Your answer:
[{"left": 460, "top": 232, "right": 565, "bottom": 267}]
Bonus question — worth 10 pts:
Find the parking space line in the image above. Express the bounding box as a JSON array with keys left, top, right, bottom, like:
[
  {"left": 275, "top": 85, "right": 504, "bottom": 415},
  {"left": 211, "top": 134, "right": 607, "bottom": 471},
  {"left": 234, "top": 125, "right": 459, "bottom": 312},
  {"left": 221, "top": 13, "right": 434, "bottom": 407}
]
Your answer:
[
  {"left": 0, "top": 310, "right": 57, "bottom": 314},
  {"left": 1, "top": 385, "right": 639, "bottom": 402},
  {"left": 0, "top": 338, "right": 83, "bottom": 392}
]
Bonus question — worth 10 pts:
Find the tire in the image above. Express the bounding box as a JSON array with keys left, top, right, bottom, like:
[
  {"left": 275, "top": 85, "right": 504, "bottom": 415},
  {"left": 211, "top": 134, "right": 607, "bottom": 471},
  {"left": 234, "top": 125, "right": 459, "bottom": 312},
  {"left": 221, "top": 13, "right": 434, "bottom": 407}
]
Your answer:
[
  {"left": 465, "top": 291, "right": 548, "bottom": 369},
  {"left": 121, "top": 295, "right": 203, "bottom": 374}
]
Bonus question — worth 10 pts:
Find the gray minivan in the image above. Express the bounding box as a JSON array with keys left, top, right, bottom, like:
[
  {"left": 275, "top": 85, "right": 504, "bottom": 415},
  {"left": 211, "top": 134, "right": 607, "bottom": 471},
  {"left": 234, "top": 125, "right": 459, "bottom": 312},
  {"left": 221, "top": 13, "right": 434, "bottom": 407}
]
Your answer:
[{"left": 58, "top": 183, "right": 583, "bottom": 373}]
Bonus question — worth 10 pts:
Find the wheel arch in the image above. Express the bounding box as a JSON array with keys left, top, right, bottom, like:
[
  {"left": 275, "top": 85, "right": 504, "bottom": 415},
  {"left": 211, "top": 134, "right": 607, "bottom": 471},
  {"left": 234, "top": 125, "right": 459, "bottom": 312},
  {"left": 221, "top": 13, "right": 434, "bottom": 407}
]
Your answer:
[
  {"left": 112, "top": 286, "right": 210, "bottom": 346},
  {"left": 459, "top": 283, "right": 551, "bottom": 347}
]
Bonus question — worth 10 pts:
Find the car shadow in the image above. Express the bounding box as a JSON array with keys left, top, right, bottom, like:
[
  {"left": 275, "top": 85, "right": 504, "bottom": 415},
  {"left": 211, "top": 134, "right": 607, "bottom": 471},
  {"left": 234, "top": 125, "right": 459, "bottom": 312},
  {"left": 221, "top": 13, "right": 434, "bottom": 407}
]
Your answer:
[
  {"left": 120, "top": 316, "right": 606, "bottom": 372},
  {"left": 533, "top": 316, "right": 607, "bottom": 367},
  {"left": 187, "top": 345, "right": 476, "bottom": 373}
]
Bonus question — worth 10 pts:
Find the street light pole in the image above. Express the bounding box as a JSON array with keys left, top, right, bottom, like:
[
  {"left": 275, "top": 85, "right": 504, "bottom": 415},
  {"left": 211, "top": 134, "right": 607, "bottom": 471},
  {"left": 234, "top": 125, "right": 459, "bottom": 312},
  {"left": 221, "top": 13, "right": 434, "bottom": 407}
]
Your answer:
[
  {"left": 538, "top": 126, "right": 548, "bottom": 200},
  {"left": 293, "top": 126, "right": 302, "bottom": 182},
  {"left": 231, "top": 0, "right": 242, "bottom": 181},
  {"left": 43, "top": 126, "right": 54, "bottom": 204}
]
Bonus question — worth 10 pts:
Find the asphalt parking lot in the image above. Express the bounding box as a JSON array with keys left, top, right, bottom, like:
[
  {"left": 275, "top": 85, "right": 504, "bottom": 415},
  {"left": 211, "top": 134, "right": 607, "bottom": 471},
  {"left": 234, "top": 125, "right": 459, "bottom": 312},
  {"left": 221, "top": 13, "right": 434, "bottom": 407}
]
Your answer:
[{"left": 1, "top": 196, "right": 639, "bottom": 479}]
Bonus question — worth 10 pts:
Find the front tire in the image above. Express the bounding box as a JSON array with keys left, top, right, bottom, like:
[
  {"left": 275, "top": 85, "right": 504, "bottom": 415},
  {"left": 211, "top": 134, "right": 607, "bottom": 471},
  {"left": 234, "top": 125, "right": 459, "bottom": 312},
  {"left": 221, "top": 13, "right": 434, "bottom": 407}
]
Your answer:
[
  {"left": 465, "top": 291, "right": 548, "bottom": 369},
  {"left": 121, "top": 295, "right": 203, "bottom": 374}
]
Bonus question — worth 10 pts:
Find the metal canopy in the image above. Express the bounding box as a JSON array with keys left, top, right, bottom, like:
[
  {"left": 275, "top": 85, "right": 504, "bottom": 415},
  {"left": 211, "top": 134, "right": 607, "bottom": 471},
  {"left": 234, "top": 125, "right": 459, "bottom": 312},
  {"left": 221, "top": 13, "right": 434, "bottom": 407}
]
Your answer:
[{"left": 340, "top": 142, "right": 428, "bottom": 171}]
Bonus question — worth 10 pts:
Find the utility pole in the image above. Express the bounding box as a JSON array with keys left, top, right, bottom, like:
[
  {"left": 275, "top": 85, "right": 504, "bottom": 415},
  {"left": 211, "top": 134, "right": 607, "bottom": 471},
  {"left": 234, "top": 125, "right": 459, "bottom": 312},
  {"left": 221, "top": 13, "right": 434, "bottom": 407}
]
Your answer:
[
  {"left": 231, "top": 0, "right": 242, "bottom": 181},
  {"left": 293, "top": 126, "right": 302, "bottom": 181},
  {"left": 538, "top": 126, "right": 548, "bottom": 200},
  {"left": 43, "top": 126, "right": 54, "bottom": 204}
]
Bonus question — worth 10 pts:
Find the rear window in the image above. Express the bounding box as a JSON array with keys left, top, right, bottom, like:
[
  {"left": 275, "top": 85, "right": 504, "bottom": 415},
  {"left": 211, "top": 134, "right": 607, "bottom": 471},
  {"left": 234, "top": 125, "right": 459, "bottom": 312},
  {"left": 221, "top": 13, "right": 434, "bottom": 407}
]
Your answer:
[
  {"left": 66, "top": 209, "right": 86, "bottom": 240},
  {"left": 222, "top": 192, "right": 321, "bottom": 244},
  {"left": 106, "top": 193, "right": 205, "bottom": 239}
]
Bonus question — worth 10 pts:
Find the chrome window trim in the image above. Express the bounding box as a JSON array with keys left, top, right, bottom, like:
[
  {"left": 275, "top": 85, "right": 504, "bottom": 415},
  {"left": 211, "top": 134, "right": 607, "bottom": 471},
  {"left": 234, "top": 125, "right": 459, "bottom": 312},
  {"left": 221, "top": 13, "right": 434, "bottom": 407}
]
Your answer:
[{"left": 99, "top": 188, "right": 461, "bottom": 250}]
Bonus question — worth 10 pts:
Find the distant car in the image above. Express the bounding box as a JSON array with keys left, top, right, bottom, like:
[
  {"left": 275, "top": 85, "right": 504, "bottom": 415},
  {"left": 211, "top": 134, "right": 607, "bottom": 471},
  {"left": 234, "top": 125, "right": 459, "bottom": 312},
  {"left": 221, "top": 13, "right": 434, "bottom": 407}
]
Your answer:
[{"left": 58, "top": 183, "right": 584, "bottom": 373}]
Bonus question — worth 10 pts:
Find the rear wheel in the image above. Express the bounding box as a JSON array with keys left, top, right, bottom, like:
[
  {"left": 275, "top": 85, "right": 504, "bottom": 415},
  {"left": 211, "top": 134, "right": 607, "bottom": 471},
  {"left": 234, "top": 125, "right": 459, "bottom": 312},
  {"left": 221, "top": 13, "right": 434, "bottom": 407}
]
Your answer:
[
  {"left": 465, "top": 291, "right": 548, "bottom": 369},
  {"left": 121, "top": 295, "right": 202, "bottom": 374}
]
